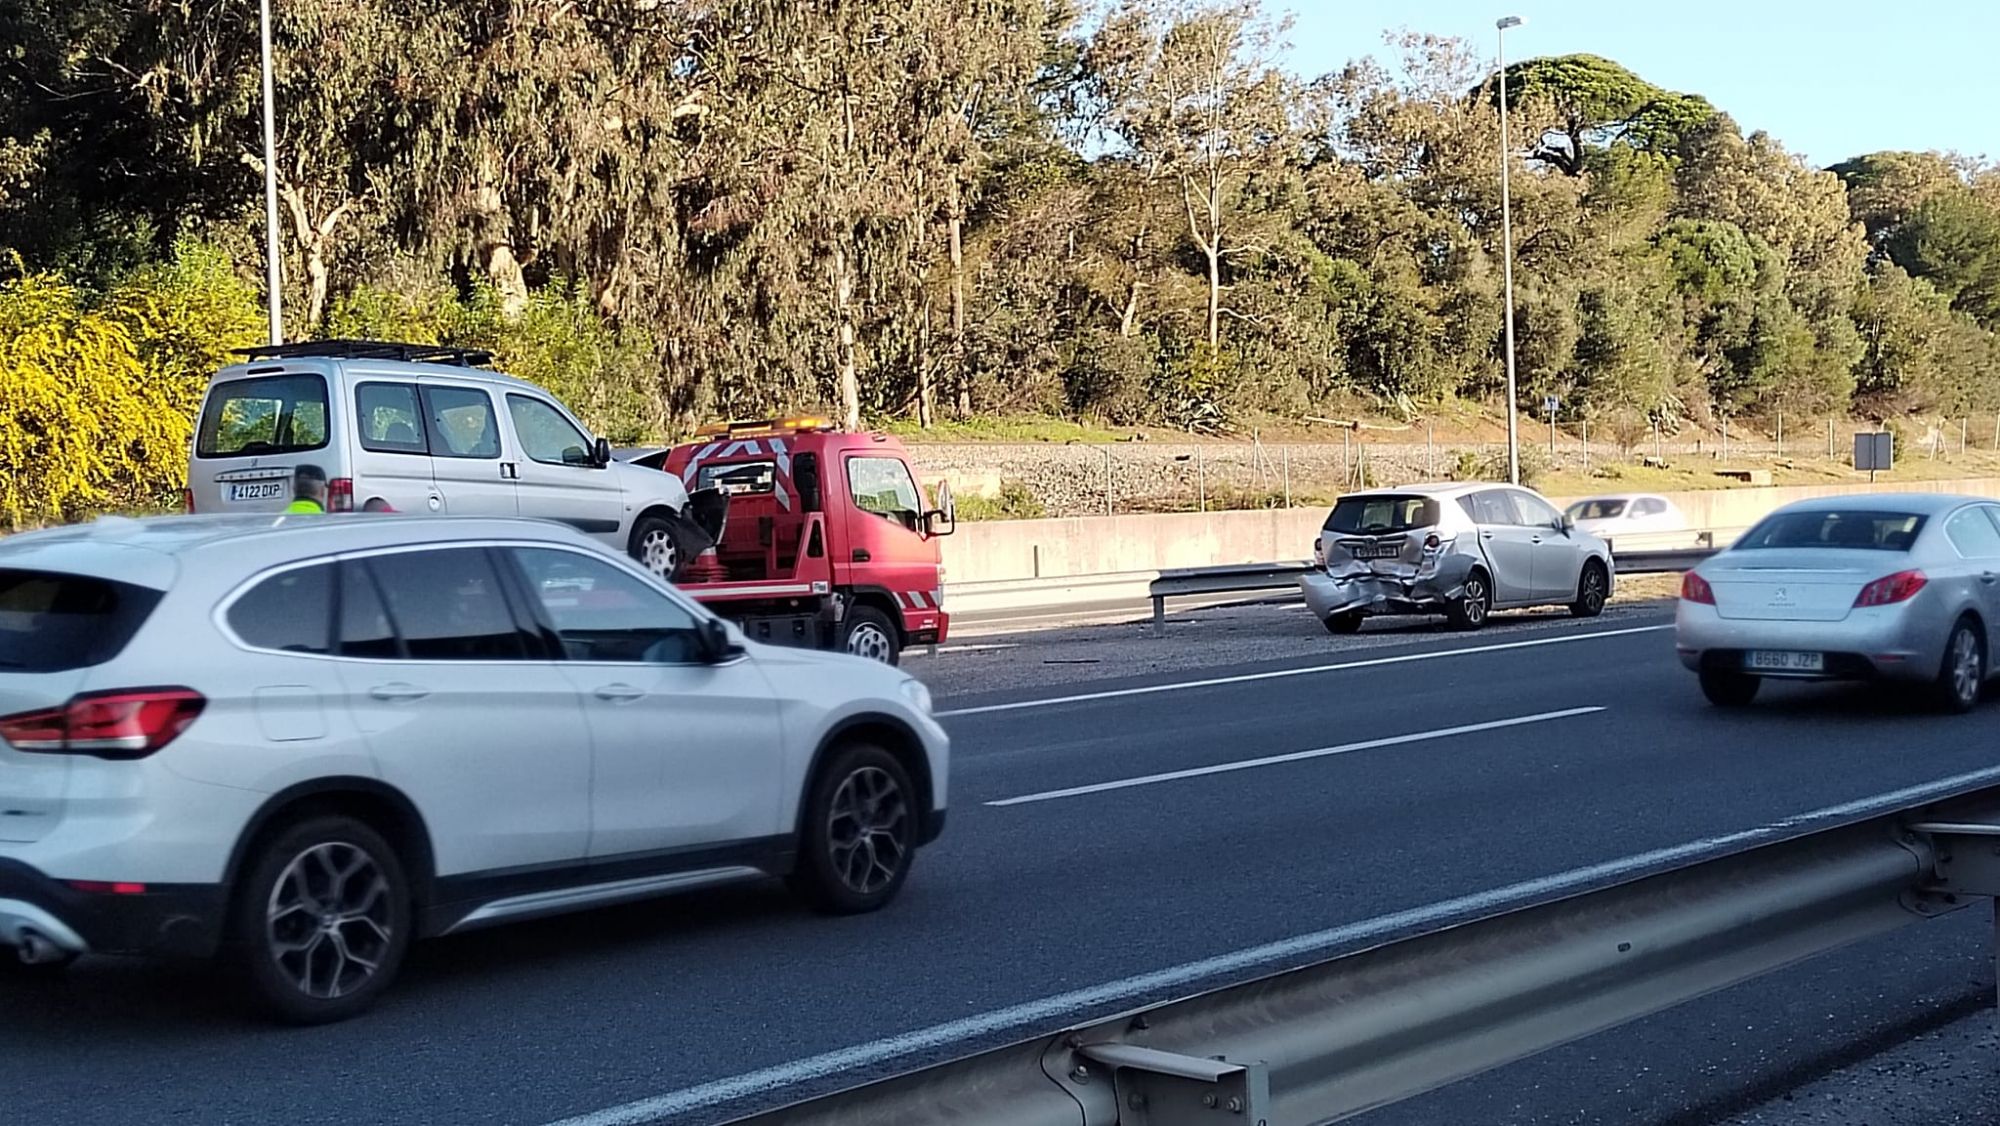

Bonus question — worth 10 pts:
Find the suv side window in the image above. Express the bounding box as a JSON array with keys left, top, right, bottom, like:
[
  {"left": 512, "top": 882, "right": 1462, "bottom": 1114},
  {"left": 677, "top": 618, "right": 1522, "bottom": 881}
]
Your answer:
[
  {"left": 420, "top": 385, "right": 501, "bottom": 459},
  {"left": 507, "top": 394, "right": 594, "bottom": 466},
  {"left": 361, "top": 548, "right": 536, "bottom": 660},
  {"left": 509, "top": 548, "right": 703, "bottom": 663},
  {"left": 227, "top": 564, "right": 334, "bottom": 654},
  {"left": 337, "top": 561, "right": 401, "bottom": 659},
  {"left": 1946, "top": 507, "right": 2000, "bottom": 558},
  {"left": 847, "top": 456, "right": 923, "bottom": 527},
  {"left": 356, "top": 382, "right": 429, "bottom": 455},
  {"left": 1508, "top": 490, "right": 1562, "bottom": 528}
]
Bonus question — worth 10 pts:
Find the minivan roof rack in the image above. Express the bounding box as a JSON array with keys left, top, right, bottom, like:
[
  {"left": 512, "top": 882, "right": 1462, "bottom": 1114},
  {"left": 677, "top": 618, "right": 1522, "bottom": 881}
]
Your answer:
[{"left": 233, "top": 339, "right": 495, "bottom": 367}]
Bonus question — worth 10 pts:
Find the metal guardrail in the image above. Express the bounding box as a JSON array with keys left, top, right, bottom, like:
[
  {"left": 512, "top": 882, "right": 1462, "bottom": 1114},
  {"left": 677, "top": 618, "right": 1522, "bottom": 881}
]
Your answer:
[
  {"left": 1147, "top": 531, "right": 1731, "bottom": 631},
  {"left": 729, "top": 785, "right": 2000, "bottom": 1126}
]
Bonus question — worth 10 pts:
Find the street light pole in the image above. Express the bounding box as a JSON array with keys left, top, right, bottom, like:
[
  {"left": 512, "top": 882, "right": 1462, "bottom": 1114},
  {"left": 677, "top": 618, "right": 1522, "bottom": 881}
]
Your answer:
[
  {"left": 1496, "top": 14, "right": 1525, "bottom": 485},
  {"left": 258, "top": 0, "right": 284, "bottom": 345}
]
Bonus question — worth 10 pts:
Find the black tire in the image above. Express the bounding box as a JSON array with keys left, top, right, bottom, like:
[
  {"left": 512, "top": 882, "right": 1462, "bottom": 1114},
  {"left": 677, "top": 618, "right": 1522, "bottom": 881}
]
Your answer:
[
  {"left": 228, "top": 816, "right": 412, "bottom": 1025},
  {"left": 1933, "top": 618, "right": 1985, "bottom": 715},
  {"left": 1446, "top": 571, "right": 1492, "bottom": 631},
  {"left": 840, "top": 605, "right": 902, "bottom": 666},
  {"left": 788, "top": 743, "right": 919, "bottom": 915},
  {"left": 1322, "top": 611, "right": 1365, "bottom": 635},
  {"left": 1699, "top": 668, "right": 1761, "bottom": 708},
  {"left": 1569, "top": 560, "right": 1609, "bottom": 618},
  {"left": 628, "top": 512, "right": 699, "bottom": 582}
]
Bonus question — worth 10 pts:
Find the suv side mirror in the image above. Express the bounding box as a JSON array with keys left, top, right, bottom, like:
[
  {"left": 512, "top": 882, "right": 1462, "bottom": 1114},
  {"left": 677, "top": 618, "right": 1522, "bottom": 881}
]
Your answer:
[
  {"left": 593, "top": 437, "right": 612, "bottom": 468},
  {"left": 695, "top": 617, "right": 743, "bottom": 663},
  {"left": 924, "top": 480, "right": 957, "bottom": 537}
]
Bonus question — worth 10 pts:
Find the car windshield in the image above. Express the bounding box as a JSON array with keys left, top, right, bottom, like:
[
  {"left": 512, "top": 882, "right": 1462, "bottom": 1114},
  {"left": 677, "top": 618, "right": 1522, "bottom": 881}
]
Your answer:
[
  {"left": 1568, "top": 499, "right": 1627, "bottom": 520},
  {"left": 1325, "top": 495, "right": 1440, "bottom": 536},
  {"left": 1736, "top": 510, "right": 1926, "bottom": 551}
]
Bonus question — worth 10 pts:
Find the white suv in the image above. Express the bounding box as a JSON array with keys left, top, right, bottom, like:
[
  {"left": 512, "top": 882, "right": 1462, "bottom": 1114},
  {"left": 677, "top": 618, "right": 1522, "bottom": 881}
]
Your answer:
[
  {"left": 0, "top": 514, "right": 948, "bottom": 1022},
  {"left": 184, "top": 340, "right": 724, "bottom": 580}
]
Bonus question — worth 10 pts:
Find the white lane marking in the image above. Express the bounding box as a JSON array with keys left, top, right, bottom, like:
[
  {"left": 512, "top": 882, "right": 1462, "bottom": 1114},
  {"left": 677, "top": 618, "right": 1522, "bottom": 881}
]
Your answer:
[
  {"left": 936, "top": 624, "right": 1672, "bottom": 718},
  {"left": 542, "top": 762, "right": 2000, "bottom": 1126},
  {"left": 987, "top": 707, "right": 1607, "bottom": 807}
]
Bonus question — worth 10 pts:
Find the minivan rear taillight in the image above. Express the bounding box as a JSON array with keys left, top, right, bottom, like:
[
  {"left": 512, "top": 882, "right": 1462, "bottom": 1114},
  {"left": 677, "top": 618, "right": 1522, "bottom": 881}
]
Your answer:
[
  {"left": 182, "top": 488, "right": 196, "bottom": 514},
  {"left": 328, "top": 478, "right": 355, "bottom": 513},
  {"left": 0, "top": 688, "right": 205, "bottom": 759}
]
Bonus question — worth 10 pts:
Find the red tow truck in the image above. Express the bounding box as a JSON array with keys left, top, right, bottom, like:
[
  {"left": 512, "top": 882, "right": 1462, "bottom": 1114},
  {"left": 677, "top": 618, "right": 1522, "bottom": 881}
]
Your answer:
[{"left": 627, "top": 418, "right": 955, "bottom": 665}]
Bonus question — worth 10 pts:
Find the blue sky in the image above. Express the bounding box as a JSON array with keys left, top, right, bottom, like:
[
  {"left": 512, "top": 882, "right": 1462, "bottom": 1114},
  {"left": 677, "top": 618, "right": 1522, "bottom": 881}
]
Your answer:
[{"left": 1274, "top": 0, "right": 1998, "bottom": 168}]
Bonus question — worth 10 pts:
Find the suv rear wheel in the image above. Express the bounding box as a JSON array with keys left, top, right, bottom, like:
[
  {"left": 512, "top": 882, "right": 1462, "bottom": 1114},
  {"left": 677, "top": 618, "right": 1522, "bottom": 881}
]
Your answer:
[
  {"left": 788, "top": 743, "right": 918, "bottom": 915},
  {"left": 229, "top": 815, "right": 411, "bottom": 1024}
]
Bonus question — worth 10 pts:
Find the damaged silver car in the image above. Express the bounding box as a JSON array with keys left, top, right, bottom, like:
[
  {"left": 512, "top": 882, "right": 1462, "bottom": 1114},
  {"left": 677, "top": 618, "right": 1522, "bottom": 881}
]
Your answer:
[{"left": 1300, "top": 483, "right": 1615, "bottom": 633}]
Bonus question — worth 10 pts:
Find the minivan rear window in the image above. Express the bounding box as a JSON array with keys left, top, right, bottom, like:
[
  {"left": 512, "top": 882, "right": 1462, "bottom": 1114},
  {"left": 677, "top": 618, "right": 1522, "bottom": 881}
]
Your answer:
[
  {"left": 1736, "top": 510, "right": 1926, "bottom": 551},
  {"left": 0, "top": 570, "right": 165, "bottom": 672},
  {"left": 1325, "top": 495, "right": 1440, "bottom": 536},
  {"left": 197, "top": 373, "right": 330, "bottom": 458}
]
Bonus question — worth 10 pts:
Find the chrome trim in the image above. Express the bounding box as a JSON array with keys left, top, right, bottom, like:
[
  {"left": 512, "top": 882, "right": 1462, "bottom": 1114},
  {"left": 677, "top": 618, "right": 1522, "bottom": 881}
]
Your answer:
[
  {"left": 0, "top": 898, "right": 89, "bottom": 955},
  {"left": 445, "top": 867, "right": 764, "bottom": 932}
]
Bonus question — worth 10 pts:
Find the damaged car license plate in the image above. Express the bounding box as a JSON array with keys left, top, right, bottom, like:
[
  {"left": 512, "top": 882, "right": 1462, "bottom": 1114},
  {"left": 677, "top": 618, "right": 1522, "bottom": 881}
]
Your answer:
[{"left": 1351, "top": 543, "right": 1402, "bottom": 560}]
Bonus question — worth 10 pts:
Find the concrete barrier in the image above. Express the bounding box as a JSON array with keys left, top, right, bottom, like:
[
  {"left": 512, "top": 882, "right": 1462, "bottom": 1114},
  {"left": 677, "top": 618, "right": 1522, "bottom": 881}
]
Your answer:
[{"left": 942, "top": 477, "right": 2000, "bottom": 585}]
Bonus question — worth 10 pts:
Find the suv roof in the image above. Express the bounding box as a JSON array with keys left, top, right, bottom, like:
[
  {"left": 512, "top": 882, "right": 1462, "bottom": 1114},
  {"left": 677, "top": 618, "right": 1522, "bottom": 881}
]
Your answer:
[{"left": 0, "top": 514, "right": 605, "bottom": 569}]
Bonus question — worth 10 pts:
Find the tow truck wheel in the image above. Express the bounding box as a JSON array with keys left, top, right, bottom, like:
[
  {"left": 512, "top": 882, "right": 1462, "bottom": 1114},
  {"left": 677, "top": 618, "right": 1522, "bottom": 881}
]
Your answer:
[
  {"left": 630, "top": 513, "right": 698, "bottom": 582},
  {"left": 841, "top": 606, "right": 902, "bottom": 666}
]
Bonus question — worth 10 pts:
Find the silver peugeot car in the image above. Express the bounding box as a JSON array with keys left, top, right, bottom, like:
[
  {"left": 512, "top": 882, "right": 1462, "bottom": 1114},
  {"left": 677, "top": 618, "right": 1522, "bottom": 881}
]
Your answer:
[
  {"left": 1300, "top": 483, "right": 1615, "bottom": 632},
  {"left": 1675, "top": 493, "right": 2000, "bottom": 711}
]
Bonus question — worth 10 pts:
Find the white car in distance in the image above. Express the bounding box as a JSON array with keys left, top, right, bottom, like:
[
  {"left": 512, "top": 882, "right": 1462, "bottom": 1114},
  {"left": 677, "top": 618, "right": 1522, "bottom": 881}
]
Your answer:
[{"left": 1565, "top": 493, "right": 1688, "bottom": 542}]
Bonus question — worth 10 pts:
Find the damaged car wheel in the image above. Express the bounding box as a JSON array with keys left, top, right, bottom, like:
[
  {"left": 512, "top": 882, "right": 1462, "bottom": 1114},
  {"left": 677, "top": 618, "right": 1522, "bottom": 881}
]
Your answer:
[
  {"left": 1322, "top": 611, "right": 1365, "bottom": 635},
  {"left": 1447, "top": 571, "right": 1492, "bottom": 631}
]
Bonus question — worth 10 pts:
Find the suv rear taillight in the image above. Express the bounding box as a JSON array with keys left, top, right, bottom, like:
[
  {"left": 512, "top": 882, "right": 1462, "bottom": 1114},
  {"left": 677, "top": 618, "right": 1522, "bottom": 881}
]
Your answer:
[
  {"left": 1855, "top": 569, "right": 1927, "bottom": 608},
  {"left": 328, "top": 478, "right": 355, "bottom": 513},
  {"left": 0, "top": 688, "right": 205, "bottom": 759},
  {"left": 1680, "top": 572, "right": 1715, "bottom": 605},
  {"left": 182, "top": 487, "right": 196, "bottom": 514}
]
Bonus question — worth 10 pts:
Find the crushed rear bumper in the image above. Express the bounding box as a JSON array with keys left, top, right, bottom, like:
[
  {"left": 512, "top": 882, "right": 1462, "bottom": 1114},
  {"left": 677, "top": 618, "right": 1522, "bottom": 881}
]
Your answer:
[{"left": 1299, "top": 557, "right": 1476, "bottom": 620}]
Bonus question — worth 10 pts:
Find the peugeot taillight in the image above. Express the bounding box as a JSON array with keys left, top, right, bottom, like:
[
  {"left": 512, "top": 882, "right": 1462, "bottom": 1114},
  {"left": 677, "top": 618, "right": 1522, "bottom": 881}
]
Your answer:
[
  {"left": 0, "top": 688, "right": 205, "bottom": 760},
  {"left": 1680, "top": 572, "right": 1716, "bottom": 605},
  {"left": 328, "top": 478, "right": 355, "bottom": 513},
  {"left": 1854, "top": 569, "right": 1927, "bottom": 608}
]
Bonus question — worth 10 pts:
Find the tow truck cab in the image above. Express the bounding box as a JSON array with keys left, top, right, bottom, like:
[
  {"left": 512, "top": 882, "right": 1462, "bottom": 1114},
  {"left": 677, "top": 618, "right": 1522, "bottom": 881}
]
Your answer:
[{"left": 640, "top": 418, "right": 955, "bottom": 665}]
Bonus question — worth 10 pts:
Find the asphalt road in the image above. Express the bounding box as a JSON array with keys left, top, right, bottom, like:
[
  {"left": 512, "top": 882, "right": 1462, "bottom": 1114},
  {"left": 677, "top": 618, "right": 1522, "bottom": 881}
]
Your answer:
[{"left": 6, "top": 607, "right": 1999, "bottom": 1126}]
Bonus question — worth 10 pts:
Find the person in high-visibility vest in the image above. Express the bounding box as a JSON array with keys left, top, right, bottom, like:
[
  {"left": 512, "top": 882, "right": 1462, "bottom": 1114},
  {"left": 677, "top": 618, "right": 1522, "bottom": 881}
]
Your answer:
[{"left": 284, "top": 464, "right": 328, "bottom": 514}]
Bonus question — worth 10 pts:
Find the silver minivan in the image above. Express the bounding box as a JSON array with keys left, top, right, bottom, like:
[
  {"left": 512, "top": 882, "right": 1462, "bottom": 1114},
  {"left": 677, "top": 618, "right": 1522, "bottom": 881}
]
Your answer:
[
  {"left": 185, "top": 341, "right": 723, "bottom": 578},
  {"left": 1299, "top": 482, "right": 1616, "bottom": 632}
]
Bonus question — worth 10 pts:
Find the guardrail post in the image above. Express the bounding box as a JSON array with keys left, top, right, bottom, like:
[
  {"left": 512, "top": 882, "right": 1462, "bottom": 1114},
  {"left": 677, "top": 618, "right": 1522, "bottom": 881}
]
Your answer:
[{"left": 1152, "top": 593, "right": 1166, "bottom": 637}]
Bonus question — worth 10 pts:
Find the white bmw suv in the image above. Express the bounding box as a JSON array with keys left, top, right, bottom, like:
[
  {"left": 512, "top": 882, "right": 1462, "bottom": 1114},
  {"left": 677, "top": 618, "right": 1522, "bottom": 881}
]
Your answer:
[{"left": 0, "top": 514, "right": 948, "bottom": 1022}]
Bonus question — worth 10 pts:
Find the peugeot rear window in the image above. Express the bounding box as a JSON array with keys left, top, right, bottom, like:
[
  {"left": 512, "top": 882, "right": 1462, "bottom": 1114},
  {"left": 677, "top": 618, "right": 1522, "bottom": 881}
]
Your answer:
[
  {"left": 197, "top": 373, "right": 330, "bottom": 458},
  {"left": 1736, "top": 510, "right": 1926, "bottom": 551},
  {"left": 0, "top": 569, "right": 165, "bottom": 672},
  {"left": 1325, "top": 495, "right": 1441, "bottom": 535}
]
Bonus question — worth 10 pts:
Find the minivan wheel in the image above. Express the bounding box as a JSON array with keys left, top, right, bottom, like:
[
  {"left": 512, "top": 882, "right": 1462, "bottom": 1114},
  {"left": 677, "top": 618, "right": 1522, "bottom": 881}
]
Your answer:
[
  {"left": 1446, "top": 573, "right": 1492, "bottom": 631},
  {"left": 1699, "top": 668, "right": 1761, "bottom": 708},
  {"left": 1569, "top": 561, "right": 1608, "bottom": 618},
  {"left": 1933, "top": 620, "right": 1985, "bottom": 714},
  {"left": 1322, "top": 611, "right": 1365, "bottom": 635},
  {"left": 230, "top": 816, "right": 411, "bottom": 1025},
  {"left": 841, "top": 606, "right": 902, "bottom": 666},
  {"left": 630, "top": 513, "right": 698, "bottom": 582},
  {"left": 788, "top": 743, "right": 919, "bottom": 916}
]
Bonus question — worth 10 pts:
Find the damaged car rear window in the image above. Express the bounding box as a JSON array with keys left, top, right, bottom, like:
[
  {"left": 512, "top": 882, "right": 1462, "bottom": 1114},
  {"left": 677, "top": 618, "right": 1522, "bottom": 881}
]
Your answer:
[{"left": 1325, "top": 495, "right": 1441, "bottom": 536}]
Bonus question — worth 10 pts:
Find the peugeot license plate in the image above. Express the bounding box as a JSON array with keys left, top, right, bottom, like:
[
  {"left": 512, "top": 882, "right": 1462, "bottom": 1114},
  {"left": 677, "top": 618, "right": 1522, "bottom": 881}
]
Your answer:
[
  {"left": 1745, "top": 650, "right": 1824, "bottom": 673},
  {"left": 227, "top": 481, "right": 287, "bottom": 502}
]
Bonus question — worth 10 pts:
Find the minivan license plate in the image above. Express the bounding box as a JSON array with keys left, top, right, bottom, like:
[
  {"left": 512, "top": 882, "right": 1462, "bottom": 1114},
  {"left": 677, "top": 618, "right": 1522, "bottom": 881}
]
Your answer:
[
  {"left": 1352, "top": 543, "right": 1400, "bottom": 560},
  {"left": 1746, "top": 650, "right": 1823, "bottom": 673},
  {"left": 227, "top": 482, "right": 287, "bottom": 502}
]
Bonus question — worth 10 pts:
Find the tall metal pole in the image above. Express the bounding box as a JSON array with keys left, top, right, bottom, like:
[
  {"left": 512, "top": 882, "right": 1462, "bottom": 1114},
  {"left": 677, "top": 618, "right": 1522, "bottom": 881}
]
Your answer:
[
  {"left": 259, "top": 0, "right": 284, "bottom": 345},
  {"left": 1496, "top": 16, "right": 1524, "bottom": 485}
]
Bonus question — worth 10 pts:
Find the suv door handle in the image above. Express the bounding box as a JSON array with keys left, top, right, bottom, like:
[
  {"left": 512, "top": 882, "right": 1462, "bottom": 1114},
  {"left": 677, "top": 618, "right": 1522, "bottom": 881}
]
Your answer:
[
  {"left": 1983, "top": 572, "right": 1997, "bottom": 585},
  {"left": 1530, "top": 535, "right": 1543, "bottom": 544},
  {"left": 1480, "top": 531, "right": 1494, "bottom": 539},
  {"left": 369, "top": 683, "right": 430, "bottom": 702},
  {"left": 593, "top": 684, "right": 647, "bottom": 702}
]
